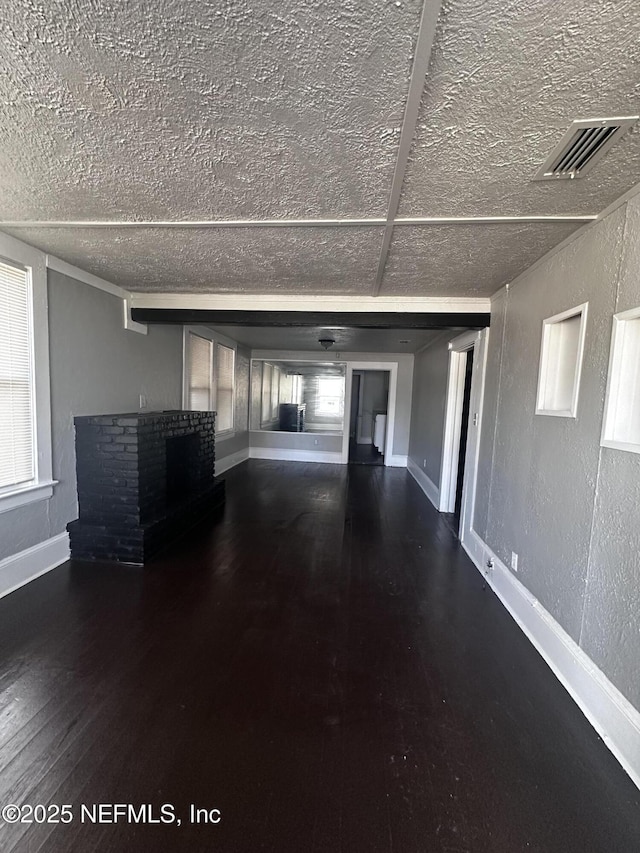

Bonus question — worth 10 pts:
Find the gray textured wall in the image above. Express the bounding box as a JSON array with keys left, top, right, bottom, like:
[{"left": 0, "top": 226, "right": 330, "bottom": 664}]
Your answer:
[
  {"left": 407, "top": 336, "right": 451, "bottom": 486},
  {"left": 0, "top": 270, "right": 183, "bottom": 561},
  {"left": 475, "top": 198, "right": 640, "bottom": 709}
]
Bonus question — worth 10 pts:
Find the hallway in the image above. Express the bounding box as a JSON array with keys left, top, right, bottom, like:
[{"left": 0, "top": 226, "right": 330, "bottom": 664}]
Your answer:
[{"left": 0, "top": 460, "right": 638, "bottom": 852}]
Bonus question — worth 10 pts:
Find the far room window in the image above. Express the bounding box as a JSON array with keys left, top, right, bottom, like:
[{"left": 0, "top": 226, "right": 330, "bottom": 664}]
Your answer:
[
  {"left": 187, "top": 333, "right": 213, "bottom": 410},
  {"left": 0, "top": 260, "right": 35, "bottom": 491},
  {"left": 215, "top": 343, "right": 235, "bottom": 434},
  {"left": 316, "top": 376, "right": 344, "bottom": 417}
]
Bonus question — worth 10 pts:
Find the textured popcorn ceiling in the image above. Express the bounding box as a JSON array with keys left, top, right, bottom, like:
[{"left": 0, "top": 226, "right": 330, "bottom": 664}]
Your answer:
[
  {"left": 382, "top": 222, "right": 584, "bottom": 296},
  {"left": 1, "top": 0, "right": 640, "bottom": 297},
  {"left": 0, "top": 0, "right": 420, "bottom": 220},
  {"left": 399, "top": 0, "right": 640, "bottom": 216},
  {"left": 11, "top": 226, "right": 384, "bottom": 294},
  {"left": 209, "top": 326, "right": 444, "bottom": 353}
]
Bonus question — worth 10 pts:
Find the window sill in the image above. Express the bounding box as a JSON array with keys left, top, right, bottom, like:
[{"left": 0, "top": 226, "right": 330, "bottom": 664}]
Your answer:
[
  {"left": 601, "top": 439, "right": 640, "bottom": 455},
  {"left": 535, "top": 408, "right": 577, "bottom": 418},
  {"left": 0, "top": 480, "right": 58, "bottom": 515}
]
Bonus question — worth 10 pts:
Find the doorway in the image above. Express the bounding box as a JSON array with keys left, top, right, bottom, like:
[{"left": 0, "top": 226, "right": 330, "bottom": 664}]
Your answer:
[
  {"left": 347, "top": 370, "right": 390, "bottom": 465},
  {"left": 438, "top": 329, "right": 488, "bottom": 543},
  {"left": 453, "top": 347, "right": 474, "bottom": 522}
]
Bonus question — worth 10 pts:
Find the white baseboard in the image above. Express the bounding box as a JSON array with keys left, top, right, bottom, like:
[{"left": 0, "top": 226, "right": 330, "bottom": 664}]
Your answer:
[
  {"left": 0, "top": 532, "right": 70, "bottom": 600},
  {"left": 250, "top": 448, "right": 343, "bottom": 464},
  {"left": 386, "top": 454, "right": 408, "bottom": 468},
  {"left": 407, "top": 458, "right": 440, "bottom": 508},
  {"left": 462, "top": 527, "right": 640, "bottom": 791},
  {"left": 215, "top": 447, "right": 249, "bottom": 475}
]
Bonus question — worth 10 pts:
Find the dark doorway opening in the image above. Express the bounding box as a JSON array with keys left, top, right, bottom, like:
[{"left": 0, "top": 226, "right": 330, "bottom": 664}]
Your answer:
[{"left": 454, "top": 348, "right": 474, "bottom": 522}]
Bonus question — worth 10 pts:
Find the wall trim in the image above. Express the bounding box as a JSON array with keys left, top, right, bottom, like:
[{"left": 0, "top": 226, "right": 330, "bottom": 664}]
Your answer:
[
  {"left": 462, "top": 528, "right": 640, "bottom": 791},
  {"left": 46, "top": 254, "right": 127, "bottom": 299},
  {"left": 407, "top": 458, "right": 439, "bottom": 508},
  {"left": 386, "top": 454, "right": 408, "bottom": 468},
  {"left": 0, "top": 533, "right": 70, "bottom": 600},
  {"left": 250, "top": 448, "right": 343, "bottom": 464},
  {"left": 215, "top": 447, "right": 250, "bottom": 475}
]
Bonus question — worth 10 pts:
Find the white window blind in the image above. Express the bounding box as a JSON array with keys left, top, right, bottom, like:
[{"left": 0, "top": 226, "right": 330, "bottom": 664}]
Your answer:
[
  {"left": 187, "top": 333, "right": 213, "bottom": 410},
  {"left": 215, "top": 343, "right": 235, "bottom": 433},
  {"left": 0, "top": 260, "right": 35, "bottom": 490}
]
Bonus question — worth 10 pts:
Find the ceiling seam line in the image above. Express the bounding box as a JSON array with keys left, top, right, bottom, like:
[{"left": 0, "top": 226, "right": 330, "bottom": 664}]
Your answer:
[
  {"left": 371, "top": 0, "right": 444, "bottom": 298},
  {"left": 0, "top": 215, "right": 598, "bottom": 228}
]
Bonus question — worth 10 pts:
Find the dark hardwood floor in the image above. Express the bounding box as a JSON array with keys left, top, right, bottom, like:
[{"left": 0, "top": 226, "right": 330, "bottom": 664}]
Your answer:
[
  {"left": 1, "top": 460, "right": 639, "bottom": 852},
  {"left": 348, "top": 439, "right": 384, "bottom": 465}
]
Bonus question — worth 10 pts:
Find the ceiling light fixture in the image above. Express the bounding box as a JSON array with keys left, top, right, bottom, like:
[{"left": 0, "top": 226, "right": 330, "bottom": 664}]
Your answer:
[{"left": 318, "top": 337, "right": 335, "bottom": 350}]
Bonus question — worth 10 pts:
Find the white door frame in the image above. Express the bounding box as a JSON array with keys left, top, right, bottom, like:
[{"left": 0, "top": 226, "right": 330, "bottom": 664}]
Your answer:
[
  {"left": 438, "top": 330, "right": 489, "bottom": 542},
  {"left": 342, "top": 362, "right": 398, "bottom": 465}
]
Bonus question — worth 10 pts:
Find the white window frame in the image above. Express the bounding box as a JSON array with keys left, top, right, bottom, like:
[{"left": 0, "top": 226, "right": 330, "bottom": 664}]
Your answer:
[
  {"left": 0, "top": 232, "right": 54, "bottom": 514},
  {"left": 182, "top": 326, "right": 237, "bottom": 438}
]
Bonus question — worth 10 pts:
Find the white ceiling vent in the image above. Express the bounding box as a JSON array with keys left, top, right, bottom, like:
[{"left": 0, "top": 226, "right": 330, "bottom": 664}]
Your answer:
[{"left": 533, "top": 117, "right": 638, "bottom": 181}]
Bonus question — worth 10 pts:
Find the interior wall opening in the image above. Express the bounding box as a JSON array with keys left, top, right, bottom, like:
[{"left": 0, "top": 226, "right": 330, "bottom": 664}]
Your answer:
[{"left": 347, "top": 370, "right": 390, "bottom": 466}]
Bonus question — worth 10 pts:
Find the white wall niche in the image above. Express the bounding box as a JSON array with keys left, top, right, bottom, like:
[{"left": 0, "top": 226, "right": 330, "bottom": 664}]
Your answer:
[
  {"left": 535, "top": 303, "right": 588, "bottom": 418},
  {"left": 601, "top": 306, "right": 640, "bottom": 454}
]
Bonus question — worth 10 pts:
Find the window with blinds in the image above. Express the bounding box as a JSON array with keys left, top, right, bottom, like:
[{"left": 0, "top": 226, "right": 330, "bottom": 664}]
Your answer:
[
  {"left": 215, "top": 343, "right": 235, "bottom": 433},
  {"left": 0, "top": 260, "right": 35, "bottom": 491},
  {"left": 187, "top": 333, "right": 213, "bottom": 410}
]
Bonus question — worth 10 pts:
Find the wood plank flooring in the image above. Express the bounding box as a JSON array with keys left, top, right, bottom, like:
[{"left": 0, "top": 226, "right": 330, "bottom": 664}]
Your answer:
[{"left": 0, "top": 460, "right": 639, "bottom": 852}]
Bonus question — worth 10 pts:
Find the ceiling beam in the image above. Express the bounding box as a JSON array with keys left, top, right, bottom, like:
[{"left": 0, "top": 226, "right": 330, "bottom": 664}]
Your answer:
[
  {"left": 372, "top": 0, "right": 444, "bottom": 297},
  {"left": 130, "top": 308, "right": 490, "bottom": 329},
  {"left": 129, "top": 293, "right": 490, "bottom": 313}
]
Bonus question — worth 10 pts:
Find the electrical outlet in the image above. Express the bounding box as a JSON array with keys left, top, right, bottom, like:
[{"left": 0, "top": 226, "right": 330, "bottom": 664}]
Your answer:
[
  {"left": 423, "top": 459, "right": 427, "bottom": 468},
  {"left": 511, "top": 551, "right": 518, "bottom": 572},
  {"left": 314, "top": 439, "right": 319, "bottom": 445},
  {"left": 139, "top": 394, "right": 147, "bottom": 409}
]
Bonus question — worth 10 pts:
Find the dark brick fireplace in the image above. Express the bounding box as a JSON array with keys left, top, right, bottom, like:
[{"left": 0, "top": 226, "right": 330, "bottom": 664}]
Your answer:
[{"left": 67, "top": 411, "right": 225, "bottom": 565}]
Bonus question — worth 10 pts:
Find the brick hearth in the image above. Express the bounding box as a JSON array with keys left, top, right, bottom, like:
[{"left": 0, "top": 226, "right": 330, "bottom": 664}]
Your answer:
[{"left": 67, "top": 411, "right": 225, "bottom": 565}]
